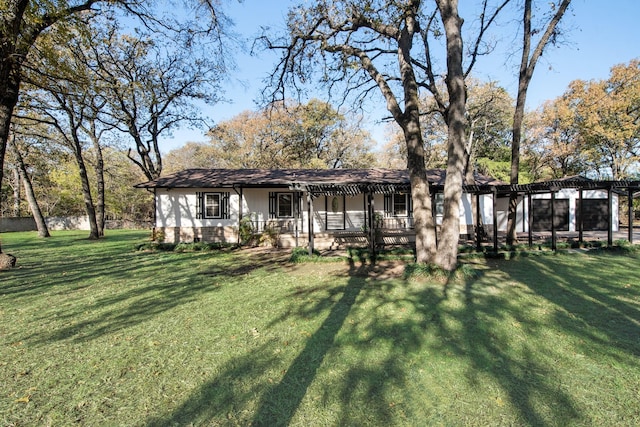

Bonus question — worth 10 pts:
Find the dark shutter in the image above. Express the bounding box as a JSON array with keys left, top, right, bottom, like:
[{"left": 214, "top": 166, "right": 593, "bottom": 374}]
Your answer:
[
  {"left": 222, "top": 192, "right": 230, "bottom": 219},
  {"left": 196, "top": 192, "right": 204, "bottom": 219},
  {"left": 269, "top": 192, "right": 277, "bottom": 219},
  {"left": 384, "top": 194, "right": 392, "bottom": 217}
]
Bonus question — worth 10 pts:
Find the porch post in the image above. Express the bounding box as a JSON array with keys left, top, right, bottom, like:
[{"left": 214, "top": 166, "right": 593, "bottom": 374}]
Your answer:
[
  {"left": 295, "top": 191, "right": 300, "bottom": 248},
  {"left": 629, "top": 187, "right": 634, "bottom": 244},
  {"left": 475, "top": 192, "right": 482, "bottom": 251},
  {"left": 551, "top": 189, "right": 557, "bottom": 251},
  {"left": 368, "top": 190, "right": 376, "bottom": 258},
  {"left": 432, "top": 192, "right": 438, "bottom": 246},
  {"left": 308, "top": 193, "right": 315, "bottom": 255},
  {"left": 238, "top": 186, "right": 243, "bottom": 245},
  {"left": 492, "top": 187, "right": 498, "bottom": 252},
  {"left": 607, "top": 185, "right": 613, "bottom": 247},
  {"left": 527, "top": 192, "right": 533, "bottom": 247}
]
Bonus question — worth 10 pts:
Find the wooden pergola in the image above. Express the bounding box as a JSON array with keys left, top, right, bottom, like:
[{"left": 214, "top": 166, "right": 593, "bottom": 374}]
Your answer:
[{"left": 296, "top": 179, "right": 640, "bottom": 255}]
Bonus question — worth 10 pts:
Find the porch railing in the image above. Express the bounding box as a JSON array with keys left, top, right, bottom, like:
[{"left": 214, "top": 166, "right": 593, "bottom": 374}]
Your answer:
[{"left": 244, "top": 217, "right": 415, "bottom": 234}]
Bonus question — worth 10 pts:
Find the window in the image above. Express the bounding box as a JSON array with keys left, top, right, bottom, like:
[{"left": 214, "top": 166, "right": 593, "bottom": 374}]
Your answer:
[
  {"left": 196, "top": 191, "right": 229, "bottom": 219},
  {"left": 278, "top": 193, "right": 293, "bottom": 218},
  {"left": 384, "top": 193, "right": 412, "bottom": 217},
  {"left": 205, "top": 193, "right": 221, "bottom": 218},
  {"left": 393, "top": 193, "right": 408, "bottom": 216}
]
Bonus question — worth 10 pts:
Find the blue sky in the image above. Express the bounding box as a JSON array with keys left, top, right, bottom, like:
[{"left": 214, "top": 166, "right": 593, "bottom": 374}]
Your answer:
[{"left": 162, "top": 0, "right": 639, "bottom": 151}]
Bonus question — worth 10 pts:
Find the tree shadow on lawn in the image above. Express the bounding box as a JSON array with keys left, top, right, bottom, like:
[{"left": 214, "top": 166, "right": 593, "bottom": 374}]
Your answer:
[
  {"left": 9, "top": 249, "right": 293, "bottom": 345},
  {"left": 454, "top": 269, "right": 581, "bottom": 425},
  {"left": 497, "top": 253, "right": 640, "bottom": 359},
  {"left": 146, "top": 255, "right": 590, "bottom": 426}
]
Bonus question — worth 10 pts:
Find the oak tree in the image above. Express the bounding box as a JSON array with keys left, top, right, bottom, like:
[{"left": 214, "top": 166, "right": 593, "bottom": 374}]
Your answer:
[
  {"left": 505, "top": 0, "right": 572, "bottom": 245},
  {"left": 565, "top": 59, "right": 640, "bottom": 179},
  {"left": 263, "top": 0, "right": 510, "bottom": 270}
]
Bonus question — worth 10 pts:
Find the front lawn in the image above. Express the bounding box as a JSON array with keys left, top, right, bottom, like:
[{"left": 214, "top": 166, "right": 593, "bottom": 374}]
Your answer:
[{"left": 1, "top": 230, "right": 639, "bottom": 426}]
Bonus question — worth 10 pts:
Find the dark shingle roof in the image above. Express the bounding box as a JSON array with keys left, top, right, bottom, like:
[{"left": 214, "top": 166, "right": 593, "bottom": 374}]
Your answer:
[{"left": 135, "top": 168, "right": 504, "bottom": 190}]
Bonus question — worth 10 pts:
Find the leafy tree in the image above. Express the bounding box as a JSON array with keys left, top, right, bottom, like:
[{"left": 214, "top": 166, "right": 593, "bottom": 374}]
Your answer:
[
  {"left": 506, "top": 0, "right": 572, "bottom": 245},
  {"left": 564, "top": 59, "right": 640, "bottom": 179},
  {"left": 0, "top": 0, "right": 228, "bottom": 253},
  {"left": 91, "top": 23, "right": 226, "bottom": 180},
  {"left": 17, "top": 25, "right": 108, "bottom": 239},
  {"left": 163, "top": 142, "right": 220, "bottom": 174},
  {"left": 524, "top": 98, "right": 586, "bottom": 179},
  {"left": 262, "top": 0, "right": 512, "bottom": 270},
  {"left": 199, "top": 100, "right": 376, "bottom": 169}
]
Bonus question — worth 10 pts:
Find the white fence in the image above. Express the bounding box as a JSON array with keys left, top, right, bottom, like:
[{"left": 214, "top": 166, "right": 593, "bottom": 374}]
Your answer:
[{"left": 0, "top": 216, "right": 152, "bottom": 232}]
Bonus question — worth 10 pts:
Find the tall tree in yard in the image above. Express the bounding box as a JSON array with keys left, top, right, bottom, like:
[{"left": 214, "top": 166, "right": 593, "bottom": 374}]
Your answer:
[
  {"left": 263, "top": 0, "right": 509, "bottom": 270},
  {"left": 7, "top": 128, "right": 50, "bottom": 237},
  {"left": 505, "top": 0, "right": 572, "bottom": 245},
  {"left": 92, "top": 25, "right": 226, "bottom": 181}
]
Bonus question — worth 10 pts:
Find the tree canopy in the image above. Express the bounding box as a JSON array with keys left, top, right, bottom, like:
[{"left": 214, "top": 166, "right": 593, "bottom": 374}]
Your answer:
[{"left": 164, "top": 100, "right": 376, "bottom": 171}]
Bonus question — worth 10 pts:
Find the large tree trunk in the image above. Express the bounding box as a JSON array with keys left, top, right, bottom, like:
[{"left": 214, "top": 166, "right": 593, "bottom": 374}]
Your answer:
[
  {"left": 0, "top": 64, "right": 22, "bottom": 254},
  {"left": 12, "top": 165, "right": 21, "bottom": 216},
  {"left": 435, "top": 0, "right": 467, "bottom": 271},
  {"left": 395, "top": 6, "right": 437, "bottom": 265},
  {"left": 89, "top": 131, "right": 106, "bottom": 236},
  {"left": 403, "top": 120, "right": 437, "bottom": 264},
  {"left": 0, "top": 50, "right": 21, "bottom": 191},
  {"left": 70, "top": 136, "right": 100, "bottom": 240},
  {"left": 10, "top": 139, "right": 50, "bottom": 238}
]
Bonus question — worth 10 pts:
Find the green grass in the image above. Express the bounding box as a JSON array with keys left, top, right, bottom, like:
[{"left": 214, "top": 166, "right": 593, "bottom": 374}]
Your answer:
[{"left": 1, "top": 230, "right": 639, "bottom": 426}]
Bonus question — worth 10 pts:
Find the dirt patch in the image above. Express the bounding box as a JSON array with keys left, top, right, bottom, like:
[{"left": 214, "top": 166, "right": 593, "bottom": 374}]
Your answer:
[{"left": 234, "top": 246, "right": 408, "bottom": 280}]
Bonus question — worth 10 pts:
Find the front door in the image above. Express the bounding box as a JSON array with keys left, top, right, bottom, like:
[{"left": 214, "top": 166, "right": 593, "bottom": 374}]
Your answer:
[{"left": 326, "top": 195, "right": 345, "bottom": 230}]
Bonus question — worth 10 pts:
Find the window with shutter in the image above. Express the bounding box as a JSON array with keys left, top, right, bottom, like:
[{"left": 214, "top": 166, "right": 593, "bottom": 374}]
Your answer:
[
  {"left": 278, "top": 193, "right": 293, "bottom": 217},
  {"left": 201, "top": 192, "right": 230, "bottom": 219},
  {"left": 204, "top": 193, "right": 221, "bottom": 218},
  {"left": 393, "top": 194, "right": 408, "bottom": 216}
]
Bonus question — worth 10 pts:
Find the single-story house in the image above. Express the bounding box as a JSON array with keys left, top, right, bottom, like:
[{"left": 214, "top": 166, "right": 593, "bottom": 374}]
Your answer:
[{"left": 136, "top": 169, "right": 637, "bottom": 250}]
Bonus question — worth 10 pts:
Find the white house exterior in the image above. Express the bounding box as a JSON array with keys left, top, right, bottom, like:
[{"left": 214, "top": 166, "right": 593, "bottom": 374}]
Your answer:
[
  {"left": 137, "top": 169, "right": 628, "bottom": 250},
  {"left": 497, "top": 188, "right": 619, "bottom": 233}
]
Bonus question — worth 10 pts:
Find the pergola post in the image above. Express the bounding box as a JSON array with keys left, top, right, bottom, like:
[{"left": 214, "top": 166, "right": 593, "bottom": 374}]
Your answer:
[
  {"left": 551, "top": 189, "right": 557, "bottom": 251},
  {"left": 475, "top": 192, "right": 482, "bottom": 251},
  {"left": 367, "top": 190, "right": 376, "bottom": 259},
  {"left": 307, "top": 193, "right": 315, "bottom": 255},
  {"left": 628, "top": 187, "right": 634, "bottom": 244},
  {"left": 527, "top": 192, "right": 533, "bottom": 247},
  {"left": 608, "top": 185, "right": 613, "bottom": 247},
  {"left": 492, "top": 187, "right": 498, "bottom": 252},
  {"left": 578, "top": 188, "right": 584, "bottom": 244}
]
